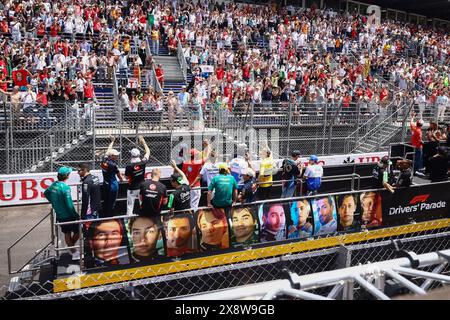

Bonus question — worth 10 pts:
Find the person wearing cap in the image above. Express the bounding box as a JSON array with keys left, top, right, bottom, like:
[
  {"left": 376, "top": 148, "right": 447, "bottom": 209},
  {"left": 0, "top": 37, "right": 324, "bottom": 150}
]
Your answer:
[
  {"left": 303, "top": 155, "right": 324, "bottom": 196},
  {"left": 281, "top": 150, "right": 303, "bottom": 198},
  {"left": 100, "top": 136, "right": 124, "bottom": 217},
  {"left": 428, "top": 147, "right": 450, "bottom": 183},
  {"left": 78, "top": 163, "right": 102, "bottom": 220},
  {"left": 44, "top": 167, "right": 81, "bottom": 260},
  {"left": 237, "top": 168, "right": 256, "bottom": 204},
  {"left": 372, "top": 156, "right": 395, "bottom": 193},
  {"left": 207, "top": 162, "right": 238, "bottom": 211},
  {"left": 257, "top": 147, "right": 277, "bottom": 200},
  {"left": 410, "top": 112, "right": 425, "bottom": 176},
  {"left": 124, "top": 136, "right": 151, "bottom": 216},
  {"left": 168, "top": 160, "right": 191, "bottom": 215}
]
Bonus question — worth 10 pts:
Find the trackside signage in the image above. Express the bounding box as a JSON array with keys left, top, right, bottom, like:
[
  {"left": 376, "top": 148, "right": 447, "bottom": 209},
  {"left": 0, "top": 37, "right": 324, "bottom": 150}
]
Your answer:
[
  {"left": 382, "top": 183, "right": 450, "bottom": 226},
  {"left": 0, "top": 152, "right": 387, "bottom": 207}
]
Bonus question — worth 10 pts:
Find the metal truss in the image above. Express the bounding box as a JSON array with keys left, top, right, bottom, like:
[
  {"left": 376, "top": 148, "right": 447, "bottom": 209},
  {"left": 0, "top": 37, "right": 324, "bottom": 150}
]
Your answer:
[{"left": 175, "top": 249, "right": 450, "bottom": 300}]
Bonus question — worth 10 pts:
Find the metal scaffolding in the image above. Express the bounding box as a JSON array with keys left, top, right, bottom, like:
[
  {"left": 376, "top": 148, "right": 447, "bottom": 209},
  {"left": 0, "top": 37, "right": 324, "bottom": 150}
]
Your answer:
[{"left": 175, "top": 249, "right": 450, "bottom": 300}]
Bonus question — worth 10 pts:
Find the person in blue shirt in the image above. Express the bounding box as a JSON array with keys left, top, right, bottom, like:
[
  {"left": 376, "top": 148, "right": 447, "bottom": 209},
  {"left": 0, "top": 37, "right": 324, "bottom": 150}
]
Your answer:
[
  {"left": 303, "top": 155, "right": 323, "bottom": 196},
  {"left": 100, "top": 136, "right": 124, "bottom": 217},
  {"left": 237, "top": 168, "right": 256, "bottom": 204}
]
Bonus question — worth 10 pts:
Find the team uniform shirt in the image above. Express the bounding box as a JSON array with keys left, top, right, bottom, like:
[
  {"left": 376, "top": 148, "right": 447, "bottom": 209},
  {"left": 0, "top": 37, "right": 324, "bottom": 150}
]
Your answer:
[
  {"left": 80, "top": 174, "right": 102, "bottom": 218},
  {"left": 410, "top": 123, "right": 423, "bottom": 149},
  {"left": 239, "top": 179, "right": 256, "bottom": 204},
  {"left": 124, "top": 157, "right": 148, "bottom": 190},
  {"left": 44, "top": 181, "right": 79, "bottom": 221},
  {"left": 229, "top": 157, "right": 248, "bottom": 184},
  {"left": 372, "top": 165, "right": 391, "bottom": 188},
  {"left": 304, "top": 164, "right": 323, "bottom": 191},
  {"left": 199, "top": 162, "right": 219, "bottom": 186},
  {"left": 167, "top": 184, "right": 191, "bottom": 212},
  {"left": 140, "top": 179, "right": 168, "bottom": 216},
  {"left": 281, "top": 158, "right": 301, "bottom": 188},
  {"left": 259, "top": 157, "right": 276, "bottom": 188},
  {"left": 208, "top": 174, "right": 238, "bottom": 207},
  {"left": 182, "top": 160, "right": 205, "bottom": 187},
  {"left": 100, "top": 156, "right": 120, "bottom": 190}
]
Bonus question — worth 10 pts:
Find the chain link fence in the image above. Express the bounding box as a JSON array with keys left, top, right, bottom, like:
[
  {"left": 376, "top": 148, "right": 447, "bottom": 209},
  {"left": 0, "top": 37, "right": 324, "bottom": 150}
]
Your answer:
[
  {"left": 2, "top": 221, "right": 449, "bottom": 300},
  {"left": 1, "top": 98, "right": 449, "bottom": 174}
]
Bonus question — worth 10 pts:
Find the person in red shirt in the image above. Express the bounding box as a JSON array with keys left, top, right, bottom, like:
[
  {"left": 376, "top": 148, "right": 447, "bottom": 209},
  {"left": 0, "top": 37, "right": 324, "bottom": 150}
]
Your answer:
[
  {"left": 410, "top": 112, "right": 425, "bottom": 175},
  {"left": 155, "top": 64, "right": 164, "bottom": 88},
  {"left": 182, "top": 149, "right": 206, "bottom": 211},
  {"left": 83, "top": 80, "right": 95, "bottom": 101},
  {"left": 36, "top": 90, "right": 49, "bottom": 128},
  {"left": 216, "top": 65, "right": 224, "bottom": 81}
]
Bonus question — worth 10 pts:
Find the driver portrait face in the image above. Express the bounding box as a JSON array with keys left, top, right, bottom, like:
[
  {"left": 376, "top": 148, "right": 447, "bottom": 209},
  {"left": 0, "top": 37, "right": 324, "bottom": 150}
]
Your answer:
[
  {"left": 316, "top": 197, "right": 334, "bottom": 225},
  {"left": 130, "top": 217, "right": 159, "bottom": 257},
  {"left": 165, "top": 216, "right": 192, "bottom": 249},
  {"left": 293, "top": 200, "right": 310, "bottom": 226},
  {"left": 197, "top": 209, "right": 228, "bottom": 247},
  {"left": 338, "top": 195, "right": 357, "bottom": 228},
  {"left": 263, "top": 204, "right": 286, "bottom": 233},
  {"left": 89, "top": 220, "right": 123, "bottom": 262},
  {"left": 360, "top": 192, "right": 376, "bottom": 223},
  {"left": 231, "top": 207, "right": 257, "bottom": 243}
]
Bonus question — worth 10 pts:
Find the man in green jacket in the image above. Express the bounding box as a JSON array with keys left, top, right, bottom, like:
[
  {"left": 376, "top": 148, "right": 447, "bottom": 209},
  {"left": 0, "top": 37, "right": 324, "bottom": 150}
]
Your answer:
[{"left": 44, "top": 167, "right": 81, "bottom": 260}]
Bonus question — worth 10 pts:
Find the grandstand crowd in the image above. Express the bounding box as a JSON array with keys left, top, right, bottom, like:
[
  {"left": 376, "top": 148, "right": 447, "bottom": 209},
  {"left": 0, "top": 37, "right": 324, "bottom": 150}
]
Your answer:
[{"left": 0, "top": 0, "right": 448, "bottom": 128}]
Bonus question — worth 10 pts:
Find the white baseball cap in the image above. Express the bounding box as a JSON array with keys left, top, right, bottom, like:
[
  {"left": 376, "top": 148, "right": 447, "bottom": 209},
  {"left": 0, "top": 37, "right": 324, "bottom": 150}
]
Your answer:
[
  {"left": 130, "top": 148, "right": 140, "bottom": 158},
  {"left": 244, "top": 168, "right": 255, "bottom": 177},
  {"left": 106, "top": 149, "right": 120, "bottom": 156}
]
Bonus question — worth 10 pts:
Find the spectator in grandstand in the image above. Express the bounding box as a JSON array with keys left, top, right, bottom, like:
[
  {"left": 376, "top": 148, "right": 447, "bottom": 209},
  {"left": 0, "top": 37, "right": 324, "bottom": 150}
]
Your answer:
[
  {"left": 336, "top": 194, "right": 360, "bottom": 233},
  {"left": 86, "top": 219, "right": 129, "bottom": 266},
  {"left": 140, "top": 168, "right": 168, "bottom": 216},
  {"left": 197, "top": 208, "right": 229, "bottom": 251},
  {"left": 164, "top": 213, "right": 197, "bottom": 257},
  {"left": 281, "top": 150, "right": 303, "bottom": 198},
  {"left": 100, "top": 136, "right": 124, "bottom": 217},
  {"left": 313, "top": 196, "right": 337, "bottom": 236},
  {"left": 44, "top": 167, "right": 80, "bottom": 260},
  {"left": 392, "top": 159, "right": 413, "bottom": 188},
  {"left": 257, "top": 147, "right": 276, "bottom": 200},
  {"left": 287, "top": 199, "right": 313, "bottom": 239},
  {"left": 303, "top": 155, "right": 323, "bottom": 196},
  {"left": 410, "top": 112, "right": 425, "bottom": 176},
  {"left": 360, "top": 192, "right": 382, "bottom": 228},
  {"left": 168, "top": 160, "right": 191, "bottom": 215},
  {"left": 128, "top": 216, "right": 162, "bottom": 263},
  {"left": 429, "top": 147, "right": 450, "bottom": 183},
  {"left": 125, "top": 136, "right": 150, "bottom": 216},
  {"left": 237, "top": 168, "right": 256, "bottom": 204},
  {"left": 260, "top": 203, "right": 286, "bottom": 242},
  {"left": 436, "top": 91, "right": 448, "bottom": 123},
  {"left": 372, "top": 156, "right": 395, "bottom": 194},
  {"left": 78, "top": 163, "right": 102, "bottom": 220},
  {"left": 207, "top": 162, "right": 238, "bottom": 211},
  {"left": 155, "top": 64, "right": 164, "bottom": 88},
  {"left": 230, "top": 207, "right": 259, "bottom": 247}
]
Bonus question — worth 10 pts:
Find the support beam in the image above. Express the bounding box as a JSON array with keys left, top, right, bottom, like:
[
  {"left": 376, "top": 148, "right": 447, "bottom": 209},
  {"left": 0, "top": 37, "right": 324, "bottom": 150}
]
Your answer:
[
  {"left": 352, "top": 275, "right": 390, "bottom": 300},
  {"left": 383, "top": 269, "right": 427, "bottom": 295}
]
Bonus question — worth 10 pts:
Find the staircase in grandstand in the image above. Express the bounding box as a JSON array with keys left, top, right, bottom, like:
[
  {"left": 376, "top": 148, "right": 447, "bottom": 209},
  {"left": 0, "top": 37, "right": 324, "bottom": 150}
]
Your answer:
[{"left": 347, "top": 102, "right": 413, "bottom": 153}]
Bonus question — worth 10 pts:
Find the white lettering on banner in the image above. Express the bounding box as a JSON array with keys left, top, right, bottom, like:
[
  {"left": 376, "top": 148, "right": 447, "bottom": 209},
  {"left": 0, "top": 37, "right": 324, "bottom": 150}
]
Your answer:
[
  {"left": 389, "top": 201, "right": 446, "bottom": 215},
  {"left": 0, "top": 152, "right": 387, "bottom": 207}
]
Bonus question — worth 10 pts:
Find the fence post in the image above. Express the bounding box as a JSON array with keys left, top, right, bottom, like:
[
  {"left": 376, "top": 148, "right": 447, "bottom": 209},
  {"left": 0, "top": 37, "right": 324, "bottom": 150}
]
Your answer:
[
  {"left": 92, "top": 106, "right": 96, "bottom": 169},
  {"left": 287, "top": 100, "right": 292, "bottom": 156},
  {"left": 322, "top": 103, "right": 327, "bottom": 155},
  {"left": 49, "top": 134, "right": 54, "bottom": 172}
]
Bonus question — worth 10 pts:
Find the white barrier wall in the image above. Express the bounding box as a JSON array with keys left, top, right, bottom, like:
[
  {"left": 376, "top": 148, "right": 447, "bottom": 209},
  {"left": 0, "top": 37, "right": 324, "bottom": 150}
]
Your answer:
[{"left": 0, "top": 152, "right": 387, "bottom": 207}]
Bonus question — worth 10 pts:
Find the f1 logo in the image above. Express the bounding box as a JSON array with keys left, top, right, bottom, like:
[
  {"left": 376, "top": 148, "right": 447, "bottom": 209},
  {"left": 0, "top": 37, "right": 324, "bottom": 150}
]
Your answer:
[{"left": 410, "top": 194, "right": 430, "bottom": 205}]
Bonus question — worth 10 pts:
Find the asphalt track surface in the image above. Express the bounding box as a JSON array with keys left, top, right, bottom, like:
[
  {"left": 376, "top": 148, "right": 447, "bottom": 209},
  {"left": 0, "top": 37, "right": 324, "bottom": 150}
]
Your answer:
[{"left": 0, "top": 204, "right": 52, "bottom": 289}]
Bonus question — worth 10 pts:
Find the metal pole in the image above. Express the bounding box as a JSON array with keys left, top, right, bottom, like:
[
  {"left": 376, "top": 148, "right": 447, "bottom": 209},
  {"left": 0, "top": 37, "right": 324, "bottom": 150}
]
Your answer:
[
  {"left": 49, "top": 134, "right": 54, "bottom": 172},
  {"left": 322, "top": 103, "right": 327, "bottom": 155},
  {"left": 92, "top": 106, "right": 96, "bottom": 169},
  {"left": 287, "top": 99, "right": 292, "bottom": 155}
]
